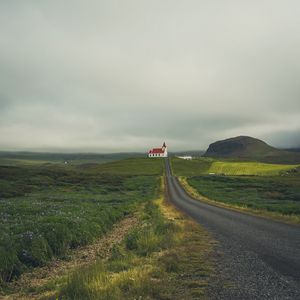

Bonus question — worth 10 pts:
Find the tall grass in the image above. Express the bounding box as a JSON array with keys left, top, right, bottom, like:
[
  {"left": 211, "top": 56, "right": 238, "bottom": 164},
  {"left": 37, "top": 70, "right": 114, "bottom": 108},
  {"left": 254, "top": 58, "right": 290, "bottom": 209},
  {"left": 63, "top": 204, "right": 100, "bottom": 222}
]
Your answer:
[
  {"left": 0, "top": 159, "right": 162, "bottom": 284},
  {"left": 59, "top": 198, "right": 179, "bottom": 299},
  {"left": 187, "top": 175, "right": 300, "bottom": 219}
]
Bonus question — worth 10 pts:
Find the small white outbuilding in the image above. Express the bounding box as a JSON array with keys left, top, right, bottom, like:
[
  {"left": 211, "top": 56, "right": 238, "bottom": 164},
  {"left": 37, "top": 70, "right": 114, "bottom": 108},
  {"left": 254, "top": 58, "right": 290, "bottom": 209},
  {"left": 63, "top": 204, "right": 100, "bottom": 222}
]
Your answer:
[{"left": 177, "top": 156, "right": 192, "bottom": 160}]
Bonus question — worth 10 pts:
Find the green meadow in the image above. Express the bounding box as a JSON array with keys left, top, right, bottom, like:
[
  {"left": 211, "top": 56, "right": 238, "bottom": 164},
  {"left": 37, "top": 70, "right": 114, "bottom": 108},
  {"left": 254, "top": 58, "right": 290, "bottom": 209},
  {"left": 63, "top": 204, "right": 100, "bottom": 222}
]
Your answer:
[
  {"left": 2, "top": 153, "right": 299, "bottom": 298},
  {"left": 188, "top": 176, "right": 300, "bottom": 216},
  {"left": 1, "top": 156, "right": 214, "bottom": 299},
  {"left": 171, "top": 157, "right": 300, "bottom": 220},
  {"left": 0, "top": 157, "right": 163, "bottom": 286},
  {"left": 171, "top": 157, "right": 300, "bottom": 177},
  {"left": 81, "top": 157, "right": 164, "bottom": 175}
]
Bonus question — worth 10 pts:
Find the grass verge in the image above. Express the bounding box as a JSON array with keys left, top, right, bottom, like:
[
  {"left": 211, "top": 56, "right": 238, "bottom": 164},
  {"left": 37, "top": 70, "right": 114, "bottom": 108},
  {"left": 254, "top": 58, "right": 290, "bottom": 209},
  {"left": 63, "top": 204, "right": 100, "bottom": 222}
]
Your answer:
[
  {"left": 58, "top": 178, "right": 215, "bottom": 300},
  {"left": 178, "top": 176, "right": 300, "bottom": 225}
]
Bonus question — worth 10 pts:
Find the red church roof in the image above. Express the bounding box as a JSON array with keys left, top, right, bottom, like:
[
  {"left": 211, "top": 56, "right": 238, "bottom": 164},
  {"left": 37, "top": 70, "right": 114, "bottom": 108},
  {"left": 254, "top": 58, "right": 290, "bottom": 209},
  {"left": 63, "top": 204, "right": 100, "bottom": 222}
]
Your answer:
[{"left": 149, "top": 148, "right": 165, "bottom": 154}]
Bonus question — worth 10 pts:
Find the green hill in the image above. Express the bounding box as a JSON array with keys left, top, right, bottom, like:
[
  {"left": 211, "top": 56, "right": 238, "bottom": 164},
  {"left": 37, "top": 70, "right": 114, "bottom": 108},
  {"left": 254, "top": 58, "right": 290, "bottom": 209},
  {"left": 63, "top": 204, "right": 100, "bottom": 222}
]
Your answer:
[{"left": 204, "top": 136, "right": 300, "bottom": 164}]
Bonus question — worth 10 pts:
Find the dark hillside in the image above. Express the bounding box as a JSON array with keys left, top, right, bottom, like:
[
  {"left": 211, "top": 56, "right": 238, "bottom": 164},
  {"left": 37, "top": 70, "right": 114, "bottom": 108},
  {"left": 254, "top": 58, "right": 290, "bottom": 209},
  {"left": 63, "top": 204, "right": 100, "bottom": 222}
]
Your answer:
[{"left": 204, "top": 136, "right": 300, "bottom": 164}]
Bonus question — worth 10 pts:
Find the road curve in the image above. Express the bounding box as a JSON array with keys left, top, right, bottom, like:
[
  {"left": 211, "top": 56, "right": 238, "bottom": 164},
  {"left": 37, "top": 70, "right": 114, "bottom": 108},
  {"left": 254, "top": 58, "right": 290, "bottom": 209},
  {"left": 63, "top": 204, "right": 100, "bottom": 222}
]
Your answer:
[{"left": 165, "top": 159, "right": 300, "bottom": 299}]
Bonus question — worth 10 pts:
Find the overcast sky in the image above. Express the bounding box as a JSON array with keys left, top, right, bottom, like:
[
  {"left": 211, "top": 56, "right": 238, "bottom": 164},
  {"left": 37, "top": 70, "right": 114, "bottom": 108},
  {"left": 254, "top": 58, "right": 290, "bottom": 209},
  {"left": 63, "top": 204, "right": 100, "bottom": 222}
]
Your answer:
[{"left": 0, "top": 1, "right": 300, "bottom": 152}]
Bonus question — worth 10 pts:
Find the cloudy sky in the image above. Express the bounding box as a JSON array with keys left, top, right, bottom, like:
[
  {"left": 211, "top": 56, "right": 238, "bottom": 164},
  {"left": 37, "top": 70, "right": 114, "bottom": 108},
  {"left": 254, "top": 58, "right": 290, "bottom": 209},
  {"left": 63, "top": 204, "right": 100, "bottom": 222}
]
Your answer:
[{"left": 0, "top": 1, "right": 300, "bottom": 152}]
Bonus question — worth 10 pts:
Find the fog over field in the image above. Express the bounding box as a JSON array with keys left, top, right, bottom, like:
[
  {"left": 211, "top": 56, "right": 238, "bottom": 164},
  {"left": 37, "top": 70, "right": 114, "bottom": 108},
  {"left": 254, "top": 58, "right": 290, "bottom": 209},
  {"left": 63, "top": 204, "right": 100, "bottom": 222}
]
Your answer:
[{"left": 0, "top": 1, "right": 299, "bottom": 152}]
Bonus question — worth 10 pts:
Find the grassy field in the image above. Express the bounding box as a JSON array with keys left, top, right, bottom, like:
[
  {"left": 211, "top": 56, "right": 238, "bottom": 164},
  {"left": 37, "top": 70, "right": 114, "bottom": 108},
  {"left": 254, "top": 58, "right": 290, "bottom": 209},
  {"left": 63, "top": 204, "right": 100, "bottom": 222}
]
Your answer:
[
  {"left": 207, "top": 161, "right": 299, "bottom": 176},
  {"left": 0, "top": 157, "right": 163, "bottom": 288},
  {"left": 59, "top": 181, "right": 214, "bottom": 300},
  {"left": 1, "top": 156, "right": 215, "bottom": 299},
  {"left": 80, "top": 157, "right": 164, "bottom": 175},
  {"left": 0, "top": 151, "right": 145, "bottom": 167},
  {"left": 187, "top": 176, "right": 300, "bottom": 218},
  {"left": 3, "top": 152, "right": 298, "bottom": 297},
  {"left": 171, "top": 157, "right": 300, "bottom": 176},
  {"left": 171, "top": 157, "right": 300, "bottom": 222}
]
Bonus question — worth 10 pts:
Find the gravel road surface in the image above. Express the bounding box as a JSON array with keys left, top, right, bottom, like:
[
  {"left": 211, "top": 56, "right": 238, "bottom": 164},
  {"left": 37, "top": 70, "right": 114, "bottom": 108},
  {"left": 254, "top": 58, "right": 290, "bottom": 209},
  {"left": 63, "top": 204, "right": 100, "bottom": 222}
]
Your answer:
[{"left": 165, "top": 159, "right": 300, "bottom": 299}]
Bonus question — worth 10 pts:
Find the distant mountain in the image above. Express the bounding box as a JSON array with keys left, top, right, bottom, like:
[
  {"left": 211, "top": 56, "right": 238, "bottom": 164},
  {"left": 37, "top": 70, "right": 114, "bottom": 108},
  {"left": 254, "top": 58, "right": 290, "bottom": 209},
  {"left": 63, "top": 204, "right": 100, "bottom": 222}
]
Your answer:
[
  {"left": 204, "top": 136, "right": 300, "bottom": 164},
  {"left": 284, "top": 148, "right": 300, "bottom": 153}
]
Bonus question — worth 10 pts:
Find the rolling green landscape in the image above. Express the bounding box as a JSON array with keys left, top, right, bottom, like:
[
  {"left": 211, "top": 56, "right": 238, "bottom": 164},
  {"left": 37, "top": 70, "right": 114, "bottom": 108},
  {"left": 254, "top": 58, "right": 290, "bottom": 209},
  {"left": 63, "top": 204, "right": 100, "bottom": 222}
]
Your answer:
[
  {"left": 0, "top": 155, "right": 214, "bottom": 299},
  {"left": 1, "top": 148, "right": 300, "bottom": 298},
  {"left": 171, "top": 157, "right": 300, "bottom": 221},
  {"left": 171, "top": 157, "right": 300, "bottom": 177},
  {"left": 0, "top": 151, "right": 145, "bottom": 167},
  {"left": 0, "top": 158, "right": 162, "bottom": 291}
]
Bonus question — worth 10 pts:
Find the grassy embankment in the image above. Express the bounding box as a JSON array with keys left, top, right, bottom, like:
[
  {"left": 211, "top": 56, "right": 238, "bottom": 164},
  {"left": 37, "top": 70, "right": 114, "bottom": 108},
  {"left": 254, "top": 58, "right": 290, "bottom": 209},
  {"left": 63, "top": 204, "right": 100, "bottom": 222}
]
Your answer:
[
  {"left": 1, "top": 156, "right": 215, "bottom": 299},
  {"left": 171, "top": 157, "right": 300, "bottom": 224},
  {"left": 0, "top": 158, "right": 162, "bottom": 291}
]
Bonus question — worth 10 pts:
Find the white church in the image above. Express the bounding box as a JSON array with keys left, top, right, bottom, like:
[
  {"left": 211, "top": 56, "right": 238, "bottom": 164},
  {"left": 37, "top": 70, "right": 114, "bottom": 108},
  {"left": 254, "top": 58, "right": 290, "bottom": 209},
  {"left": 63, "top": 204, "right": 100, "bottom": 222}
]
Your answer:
[{"left": 148, "top": 142, "right": 168, "bottom": 158}]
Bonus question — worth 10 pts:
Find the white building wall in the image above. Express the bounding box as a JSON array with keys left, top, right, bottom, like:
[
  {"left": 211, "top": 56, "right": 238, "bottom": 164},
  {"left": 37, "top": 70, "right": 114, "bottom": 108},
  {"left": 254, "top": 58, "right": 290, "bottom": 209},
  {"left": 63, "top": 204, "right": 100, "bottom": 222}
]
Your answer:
[{"left": 148, "top": 152, "right": 167, "bottom": 158}]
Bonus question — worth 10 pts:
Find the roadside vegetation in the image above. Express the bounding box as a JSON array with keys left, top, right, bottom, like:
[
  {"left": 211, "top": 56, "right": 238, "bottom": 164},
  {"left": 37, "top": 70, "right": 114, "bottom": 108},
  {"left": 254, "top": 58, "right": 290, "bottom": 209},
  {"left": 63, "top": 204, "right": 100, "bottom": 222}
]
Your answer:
[
  {"left": 59, "top": 180, "right": 214, "bottom": 300},
  {"left": 6, "top": 153, "right": 297, "bottom": 298},
  {"left": 0, "top": 158, "right": 162, "bottom": 291},
  {"left": 171, "top": 157, "right": 300, "bottom": 177},
  {"left": 1, "top": 157, "right": 215, "bottom": 299},
  {"left": 171, "top": 158, "right": 300, "bottom": 224}
]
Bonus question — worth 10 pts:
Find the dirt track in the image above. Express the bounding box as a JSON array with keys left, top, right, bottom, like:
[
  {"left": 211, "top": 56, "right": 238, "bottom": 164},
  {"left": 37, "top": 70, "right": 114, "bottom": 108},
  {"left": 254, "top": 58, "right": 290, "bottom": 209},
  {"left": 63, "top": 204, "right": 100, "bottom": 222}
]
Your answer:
[{"left": 3, "top": 215, "right": 138, "bottom": 300}]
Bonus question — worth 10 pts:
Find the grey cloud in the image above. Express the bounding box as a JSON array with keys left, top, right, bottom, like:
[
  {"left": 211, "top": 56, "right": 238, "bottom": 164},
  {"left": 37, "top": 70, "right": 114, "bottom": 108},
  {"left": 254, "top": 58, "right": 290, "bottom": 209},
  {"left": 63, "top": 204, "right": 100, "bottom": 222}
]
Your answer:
[{"left": 0, "top": 0, "right": 300, "bottom": 152}]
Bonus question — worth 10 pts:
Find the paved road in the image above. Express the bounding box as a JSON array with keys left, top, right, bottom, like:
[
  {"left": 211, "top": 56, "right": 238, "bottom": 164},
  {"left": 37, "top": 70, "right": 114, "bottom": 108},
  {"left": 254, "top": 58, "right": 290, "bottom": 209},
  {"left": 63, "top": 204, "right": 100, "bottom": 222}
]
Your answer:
[{"left": 165, "top": 159, "right": 300, "bottom": 299}]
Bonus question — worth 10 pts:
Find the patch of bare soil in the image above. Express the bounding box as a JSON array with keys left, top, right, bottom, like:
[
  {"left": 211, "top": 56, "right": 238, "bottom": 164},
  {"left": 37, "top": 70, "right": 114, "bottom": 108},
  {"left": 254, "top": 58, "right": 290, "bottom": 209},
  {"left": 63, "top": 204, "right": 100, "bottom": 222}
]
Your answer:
[{"left": 2, "top": 215, "right": 139, "bottom": 300}]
